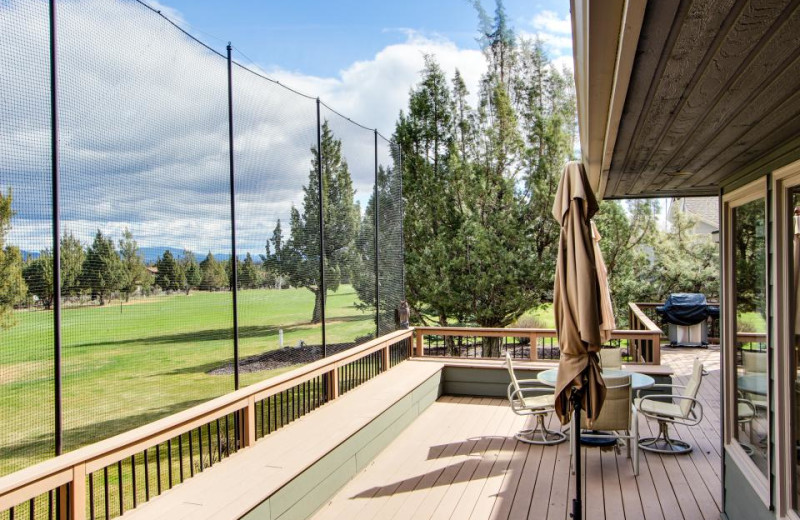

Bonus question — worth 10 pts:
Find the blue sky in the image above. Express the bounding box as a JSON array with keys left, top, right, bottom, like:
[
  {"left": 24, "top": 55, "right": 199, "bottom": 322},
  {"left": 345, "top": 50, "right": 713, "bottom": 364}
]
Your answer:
[
  {"left": 153, "top": 0, "right": 572, "bottom": 79},
  {"left": 1, "top": 0, "right": 574, "bottom": 254}
]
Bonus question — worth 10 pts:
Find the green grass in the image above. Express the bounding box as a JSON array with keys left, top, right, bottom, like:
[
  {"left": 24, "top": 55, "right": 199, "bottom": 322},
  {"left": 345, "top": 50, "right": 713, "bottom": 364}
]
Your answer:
[
  {"left": 737, "top": 311, "right": 767, "bottom": 333},
  {"left": 0, "top": 285, "right": 374, "bottom": 476}
]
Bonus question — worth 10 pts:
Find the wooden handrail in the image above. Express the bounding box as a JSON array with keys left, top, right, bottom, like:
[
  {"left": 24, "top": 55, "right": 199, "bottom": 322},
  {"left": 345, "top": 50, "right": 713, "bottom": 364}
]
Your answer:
[
  {"left": 413, "top": 325, "right": 663, "bottom": 365},
  {"left": 0, "top": 328, "right": 413, "bottom": 515},
  {"left": 628, "top": 302, "right": 663, "bottom": 333}
]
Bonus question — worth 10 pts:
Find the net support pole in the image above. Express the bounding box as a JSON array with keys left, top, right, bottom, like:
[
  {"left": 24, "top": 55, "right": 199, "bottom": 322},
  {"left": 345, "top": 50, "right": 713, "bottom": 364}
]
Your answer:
[
  {"left": 49, "top": 0, "right": 63, "bottom": 458},
  {"left": 374, "top": 130, "right": 380, "bottom": 338},
  {"left": 398, "top": 147, "right": 405, "bottom": 301},
  {"left": 316, "top": 99, "right": 327, "bottom": 357},
  {"left": 227, "top": 43, "right": 240, "bottom": 390}
]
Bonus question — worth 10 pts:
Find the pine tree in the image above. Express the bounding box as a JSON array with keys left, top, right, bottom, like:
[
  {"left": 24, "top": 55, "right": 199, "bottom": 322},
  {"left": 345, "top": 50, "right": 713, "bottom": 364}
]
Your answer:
[
  {"left": 155, "top": 250, "right": 185, "bottom": 292},
  {"left": 80, "top": 230, "right": 122, "bottom": 305},
  {"left": 23, "top": 252, "right": 53, "bottom": 309},
  {"left": 181, "top": 250, "right": 202, "bottom": 292},
  {"left": 60, "top": 232, "right": 85, "bottom": 297},
  {"left": 283, "top": 121, "right": 359, "bottom": 323},
  {"left": 118, "top": 228, "right": 148, "bottom": 302},
  {"left": 238, "top": 252, "right": 259, "bottom": 289},
  {"left": 199, "top": 252, "right": 227, "bottom": 291},
  {"left": 0, "top": 190, "right": 27, "bottom": 326}
]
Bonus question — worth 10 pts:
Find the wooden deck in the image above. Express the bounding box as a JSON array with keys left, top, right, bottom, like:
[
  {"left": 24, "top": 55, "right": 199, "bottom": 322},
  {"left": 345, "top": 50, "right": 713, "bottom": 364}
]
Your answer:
[{"left": 313, "top": 347, "right": 722, "bottom": 520}]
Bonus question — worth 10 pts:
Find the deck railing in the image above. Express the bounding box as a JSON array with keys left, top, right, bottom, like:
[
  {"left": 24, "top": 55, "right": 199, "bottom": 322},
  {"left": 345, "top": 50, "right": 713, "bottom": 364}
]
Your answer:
[
  {"left": 414, "top": 323, "right": 663, "bottom": 365},
  {"left": 0, "top": 330, "right": 413, "bottom": 520}
]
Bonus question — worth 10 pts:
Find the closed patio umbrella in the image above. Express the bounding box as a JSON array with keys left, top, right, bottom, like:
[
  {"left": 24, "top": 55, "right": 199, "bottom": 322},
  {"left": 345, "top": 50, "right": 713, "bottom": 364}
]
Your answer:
[{"left": 552, "top": 161, "right": 608, "bottom": 520}]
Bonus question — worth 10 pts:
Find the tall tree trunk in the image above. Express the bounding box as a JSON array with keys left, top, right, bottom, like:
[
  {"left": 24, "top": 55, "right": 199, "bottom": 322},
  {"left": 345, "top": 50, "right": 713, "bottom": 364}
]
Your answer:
[
  {"left": 311, "top": 289, "right": 323, "bottom": 324},
  {"left": 483, "top": 336, "right": 502, "bottom": 358}
]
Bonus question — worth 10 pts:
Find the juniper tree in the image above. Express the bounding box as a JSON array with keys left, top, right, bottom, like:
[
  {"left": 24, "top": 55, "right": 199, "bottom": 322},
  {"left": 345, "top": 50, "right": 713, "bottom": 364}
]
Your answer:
[
  {"left": 118, "top": 228, "right": 148, "bottom": 302},
  {"left": 181, "top": 250, "right": 202, "bottom": 292},
  {"left": 155, "top": 250, "right": 184, "bottom": 292},
  {"left": 80, "top": 230, "right": 123, "bottom": 305},
  {"left": 283, "top": 121, "right": 359, "bottom": 324},
  {"left": 0, "top": 190, "right": 26, "bottom": 325},
  {"left": 60, "top": 232, "right": 84, "bottom": 297},
  {"left": 199, "top": 252, "right": 226, "bottom": 291}
]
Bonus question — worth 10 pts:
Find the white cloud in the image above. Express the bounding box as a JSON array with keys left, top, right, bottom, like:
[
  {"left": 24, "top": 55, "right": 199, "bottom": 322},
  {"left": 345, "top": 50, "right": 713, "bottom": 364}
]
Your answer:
[
  {"left": 0, "top": 1, "right": 487, "bottom": 256},
  {"left": 530, "top": 10, "right": 572, "bottom": 35}
]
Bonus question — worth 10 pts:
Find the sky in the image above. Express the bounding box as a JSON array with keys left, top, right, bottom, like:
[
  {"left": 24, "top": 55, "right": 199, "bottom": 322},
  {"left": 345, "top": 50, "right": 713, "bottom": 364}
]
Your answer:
[{"left": 0, "top": 0, "right": 573, "bottom": 255}]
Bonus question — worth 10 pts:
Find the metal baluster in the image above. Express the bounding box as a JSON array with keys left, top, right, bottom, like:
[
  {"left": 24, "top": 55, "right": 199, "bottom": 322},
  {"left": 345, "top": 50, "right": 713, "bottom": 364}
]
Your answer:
[
  {"left": 131, "top": 455, "right": 137, "bottom": 507},
  {"left": 188, "top": 430, "right": 194, "bottom": 477},
  {"left": 144, "top": 448, "right": 150, "bottom": 500},
  {"left": 178, "top": 434, "right": 185, "bottom": 483},
  {"left": 198, "top": 427, "right": 204, "bottom": 471},
  {"left": 206, "top": 423, "right": 213, "bottom": 466},
  {"left": 89, "top": 472, "right": 95, "bottom": 520},
  {"left": 103, "top": 466, "right": 109, "bottom": 520},
  {"left": 155, "top": 444, "right": 162, "bottom": 495},
  {"left": 225, "top": 415, "right": 230, "bottom": 456},
  {"left": 167, "top": 439, "right": 173, "bottom": 489},
  {"left": 117, "top": 460, "right": 124, "bottom": 515},
  {"left": 216, "top": 419, "right": 222, "bottom": 460}
]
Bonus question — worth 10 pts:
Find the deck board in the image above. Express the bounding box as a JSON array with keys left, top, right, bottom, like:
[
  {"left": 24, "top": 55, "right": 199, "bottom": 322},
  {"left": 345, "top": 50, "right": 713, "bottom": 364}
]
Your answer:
[{"left": 312, "top": 348, "right": 722, "bottom": 520}]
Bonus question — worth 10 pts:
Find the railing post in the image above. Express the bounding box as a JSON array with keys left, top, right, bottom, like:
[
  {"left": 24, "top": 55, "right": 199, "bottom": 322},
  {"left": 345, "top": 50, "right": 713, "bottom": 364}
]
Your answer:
[
  {"left": 651, "top": 332, "right": 661, "bottom": 365},
  {"left": 529, "top": 333, "right": 538, "bottom": 361},
  {"left": 415, "top": 330, "right": 424, "bottom": 357},
  {"left": 70, "top": 463, "right": 86, "bottom": 520},
  {"left": 57, "top": 484, "right": 68, "bottom": 520},
  {"left": 327, "top": 367, "right": 340, "bottom": 400},
  {"left": 242, "top": 397, "right": 256, "bottom": 448},
  {"left": 382, "top": 344, "right": 390, "bottom": 371}
]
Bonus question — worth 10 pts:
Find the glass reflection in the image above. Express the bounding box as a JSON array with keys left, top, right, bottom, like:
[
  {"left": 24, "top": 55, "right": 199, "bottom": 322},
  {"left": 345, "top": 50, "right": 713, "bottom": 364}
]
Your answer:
[{"left": 732, "top": 197, "right": 768, "bottom": 476}]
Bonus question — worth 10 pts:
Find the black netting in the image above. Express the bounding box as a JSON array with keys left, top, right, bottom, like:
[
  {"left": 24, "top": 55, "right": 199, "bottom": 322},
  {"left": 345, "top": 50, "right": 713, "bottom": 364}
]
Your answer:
[
  {"left": 0, "top": 0, "right": 54, "bottom": 477},
  {"left": 319, "top": 105, "right": 377, "bottom": 350},
  {"left": 58, "top": 1, "right": 233, "bottom": 452},
  {"left": 231, "top": 65, "right": 322, "bottom": 387},
  {"left": 377, "top": 137, "right": 405, "bottom": 335},
  {"left": 0, "top": 0, "right": 404, "bottom": 483}
]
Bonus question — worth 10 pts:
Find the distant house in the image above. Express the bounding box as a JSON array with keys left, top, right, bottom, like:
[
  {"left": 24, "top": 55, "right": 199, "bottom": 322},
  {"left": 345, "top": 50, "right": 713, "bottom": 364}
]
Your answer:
[{"left": 670, "top": 196, "right": 719, "bottom": 237}]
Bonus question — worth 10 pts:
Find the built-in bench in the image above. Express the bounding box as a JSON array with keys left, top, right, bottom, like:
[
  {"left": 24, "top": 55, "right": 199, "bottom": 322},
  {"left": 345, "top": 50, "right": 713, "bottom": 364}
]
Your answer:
[
  {"left": 123, "top": 361, "right": 444, "bottom": 520},
  {"left": 413, "top": 358, "right": 673, "bottom": 397},
  {"left": 121, "top": 357, "right": 673, "bottom": 520}
]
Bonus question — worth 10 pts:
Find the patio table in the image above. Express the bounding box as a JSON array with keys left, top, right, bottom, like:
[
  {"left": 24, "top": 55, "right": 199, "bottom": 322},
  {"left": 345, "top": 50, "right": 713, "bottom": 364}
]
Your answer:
[
  {"left": 537, "top": 368, "right": 655, "bottom": 446},
  {"left": 537, "top": 368, "right": 655, "bottom": 390}
]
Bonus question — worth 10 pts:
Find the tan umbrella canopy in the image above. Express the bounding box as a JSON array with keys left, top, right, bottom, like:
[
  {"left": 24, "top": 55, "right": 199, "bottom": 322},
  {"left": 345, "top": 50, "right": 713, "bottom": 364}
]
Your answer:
[{"left": 552, "top": 161, "right": 607, "bottom": 425}]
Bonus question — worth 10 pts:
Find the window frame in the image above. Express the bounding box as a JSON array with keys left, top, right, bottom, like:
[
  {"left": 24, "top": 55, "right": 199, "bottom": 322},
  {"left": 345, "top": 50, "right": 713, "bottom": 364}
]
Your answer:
[
  {"left": 722, "top": 177, "right": 771, "bottom": 507},
  {"left": 772, "top": 160, "right": 800, "bottom": 519}
]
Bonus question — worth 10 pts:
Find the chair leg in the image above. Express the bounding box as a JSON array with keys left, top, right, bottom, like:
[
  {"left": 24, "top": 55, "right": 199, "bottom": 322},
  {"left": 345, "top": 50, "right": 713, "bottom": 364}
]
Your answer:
[
  {"left": 516, "top": 414, "right": 567, "bottom": 445},
  {"left": 639, "top": 421, "right": 692, "bottom": 454}
]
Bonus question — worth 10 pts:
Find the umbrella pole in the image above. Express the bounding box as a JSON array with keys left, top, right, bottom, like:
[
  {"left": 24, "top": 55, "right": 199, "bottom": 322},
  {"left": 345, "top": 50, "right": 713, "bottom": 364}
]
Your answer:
[{"left": 570, "top": 384, "right": 584, "bottom": 520}]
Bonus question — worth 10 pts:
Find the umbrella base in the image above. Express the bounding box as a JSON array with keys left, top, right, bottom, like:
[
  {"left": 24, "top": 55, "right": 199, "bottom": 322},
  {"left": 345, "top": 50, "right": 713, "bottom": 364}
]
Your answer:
[{"left": 515, "top": 415, "right": 567, "bottom": 445}]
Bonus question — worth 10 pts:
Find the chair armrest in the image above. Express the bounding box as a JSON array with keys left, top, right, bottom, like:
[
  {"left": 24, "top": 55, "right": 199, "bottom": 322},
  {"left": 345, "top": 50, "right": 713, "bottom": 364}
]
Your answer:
[
  {"left": 636, "top": 383, "right": 684, "bottom": 399},
  {"left": 507, "top": 385, "right": 554, "bottom": 413},
  {"left": 516, "top": 379, "right": 550, "bottom": 387},
  {"left": 637, "top": 395, "right": 703, "bottom": 426},
  {"left": 738, "top": 398, "right": 756, "bottom": 418}
]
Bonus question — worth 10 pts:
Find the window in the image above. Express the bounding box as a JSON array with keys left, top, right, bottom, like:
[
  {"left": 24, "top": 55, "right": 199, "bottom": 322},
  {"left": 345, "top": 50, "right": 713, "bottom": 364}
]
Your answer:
[{"left": 730, "top": 196, "right": 769, "bottom": 476}]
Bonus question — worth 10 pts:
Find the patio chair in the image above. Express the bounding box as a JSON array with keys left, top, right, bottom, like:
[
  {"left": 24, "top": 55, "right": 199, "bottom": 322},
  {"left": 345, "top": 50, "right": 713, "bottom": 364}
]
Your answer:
[
  {"left": 505, "top": 353, "right": 566, "bottom": 445},
  {"left": 742, "top": 351, "right": 767, "bottom": 410},
  {"left": 577, "top": 374, "right": 639, "bottom": 475},
  {"left": 737, "top": 395, "right": 757, "bottom": 456},
  {"left": 599, "top": 348, "right": 622, "bottom": 370},
  {"left": 635, "top": 358, "right": 704, "bottom": 454}
]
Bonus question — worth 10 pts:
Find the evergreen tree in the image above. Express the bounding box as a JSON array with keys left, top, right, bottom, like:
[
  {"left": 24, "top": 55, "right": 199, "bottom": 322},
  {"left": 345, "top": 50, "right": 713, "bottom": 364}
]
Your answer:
[
  {"left": 80, "top": 230, "right": 122, "bottom": 305},
  {"left": 238, "top": 253, "right": 260, "bottom": 289},
  {"left": 60, "top": 232, "right": 84, "bottom": 297},
  {"left": 283, "top": 121, "right": 360, "bottom": 323},
  {"left": 118, "top": 228, "right": 148, "bottom": 302},
  {"left": 0, "top": 190, "right": 27, "bottom": 326},
  {"left": 181, "top": 250, "right": 202, "bottom": 292},
  {"left": 199, "top": 252, "right": 227, "bottom": 291},
  {"left": 23, "top": 252, "right": 53, "bottom": 309},
  {"left": 155, "top": 250, "right": 184, "bottom": 292},
  {"left": 396, "top": 3, "right": 577, "bottom": 355},
  {"left": 0, "top": 190, "right": 27, "bottom": 324}
]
